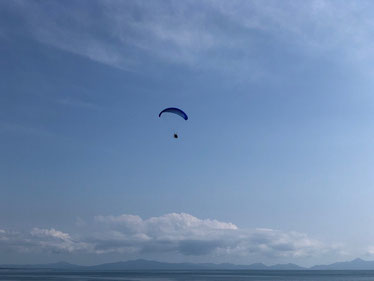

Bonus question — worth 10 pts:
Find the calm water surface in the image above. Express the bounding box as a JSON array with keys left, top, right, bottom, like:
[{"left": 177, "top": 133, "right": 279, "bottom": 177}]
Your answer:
[{"left": 1, "top": 270, "right": 374, "bottom": 281}]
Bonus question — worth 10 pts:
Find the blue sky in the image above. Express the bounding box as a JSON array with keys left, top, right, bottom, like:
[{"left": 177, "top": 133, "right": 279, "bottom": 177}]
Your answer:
[{"left": 2, "top": 0, "right": 374, "bottom": 266}]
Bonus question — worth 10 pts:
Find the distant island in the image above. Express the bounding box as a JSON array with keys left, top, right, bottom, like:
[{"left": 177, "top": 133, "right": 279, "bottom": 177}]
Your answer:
[{"left": 2, "top": 258, "right": 374, "bottom": 270}]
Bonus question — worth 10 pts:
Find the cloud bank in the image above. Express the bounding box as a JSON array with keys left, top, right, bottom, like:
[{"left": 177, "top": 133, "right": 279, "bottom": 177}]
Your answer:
[{"left": 0, "top": 213, "right": 337, "bottom": 262}]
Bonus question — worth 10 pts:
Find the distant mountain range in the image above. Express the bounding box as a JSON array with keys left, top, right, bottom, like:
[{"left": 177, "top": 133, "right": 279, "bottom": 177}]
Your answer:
[
  {"left": 2, "top": 258, "right": 374, "bottom": 270},
  {"left": 310, "top": 258, "right": 374, "bottom": 270}
]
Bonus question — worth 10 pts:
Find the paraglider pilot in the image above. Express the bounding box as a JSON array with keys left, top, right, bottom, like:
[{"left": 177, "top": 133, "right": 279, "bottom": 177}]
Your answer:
[{"left": 159, "top": 107, "right": 187, "bottom": 139}]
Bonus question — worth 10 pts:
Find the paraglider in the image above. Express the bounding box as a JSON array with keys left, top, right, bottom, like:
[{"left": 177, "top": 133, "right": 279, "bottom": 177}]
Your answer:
[
  {"left": 159, "top": 107, "right": 188, "bottom": 139},
  {"left": 158, "top": 107, "right": 188, "bottom": 120}
]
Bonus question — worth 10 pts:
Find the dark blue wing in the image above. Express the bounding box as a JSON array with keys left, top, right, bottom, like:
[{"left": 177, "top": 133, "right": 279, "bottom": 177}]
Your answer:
[{"left": 159, "top": 107, "right": 188, "bottom": 120}]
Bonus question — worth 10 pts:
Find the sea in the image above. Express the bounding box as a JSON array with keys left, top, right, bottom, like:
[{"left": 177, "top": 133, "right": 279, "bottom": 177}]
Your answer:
[{"left": 1, "top": 270, "right": 374, "bottom": 281}]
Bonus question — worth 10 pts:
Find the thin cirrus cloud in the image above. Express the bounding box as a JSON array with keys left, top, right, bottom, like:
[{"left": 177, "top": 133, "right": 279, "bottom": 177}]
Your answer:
[
  {"left": 3, "top": 0, "right": 374, "bottom": 73},
  {"left": 0, "top": 213, "right": 338, "bottom": 260},
  {"left": 57, "top": 97, "right": 101, "bottom": 111}
]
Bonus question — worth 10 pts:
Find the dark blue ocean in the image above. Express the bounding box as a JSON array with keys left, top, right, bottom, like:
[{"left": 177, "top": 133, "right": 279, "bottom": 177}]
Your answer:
[{"left": 1, "top": 270, "right": 374, "bottom": 281}]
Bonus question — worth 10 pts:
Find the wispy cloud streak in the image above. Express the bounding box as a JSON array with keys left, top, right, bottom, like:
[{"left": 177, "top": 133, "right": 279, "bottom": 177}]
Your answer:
[{"left": 3, "top": 0, "right": 374, "bottom": 76}]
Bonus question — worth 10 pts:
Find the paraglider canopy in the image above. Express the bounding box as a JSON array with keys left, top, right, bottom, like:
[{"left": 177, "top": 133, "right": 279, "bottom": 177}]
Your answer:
[
  {"left": 159, "top": 107, "right": 187, "bottom": 139},
  {"left": 159, "top": 107, "right": 188, "bottom": 120}
]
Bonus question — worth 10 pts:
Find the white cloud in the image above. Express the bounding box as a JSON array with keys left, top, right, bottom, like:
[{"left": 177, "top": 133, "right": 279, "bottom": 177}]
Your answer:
[
  {"left": 366, "top": 246, "right": 374, "bottom": 256},
  {"left": 31, "top": 228, "right": 71, "bottom": 240},
  {"left": 30, "top": 228, "right": 88, "bottom": 253},
  {"left": 0, "top": 213, "right": 344, "bottom": 262},
  {"left": 0, "top": 228, "right": 90, "bottom": 254},
  {"left": 95, "top": 212, "right": 237, "bottom": 233}
]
